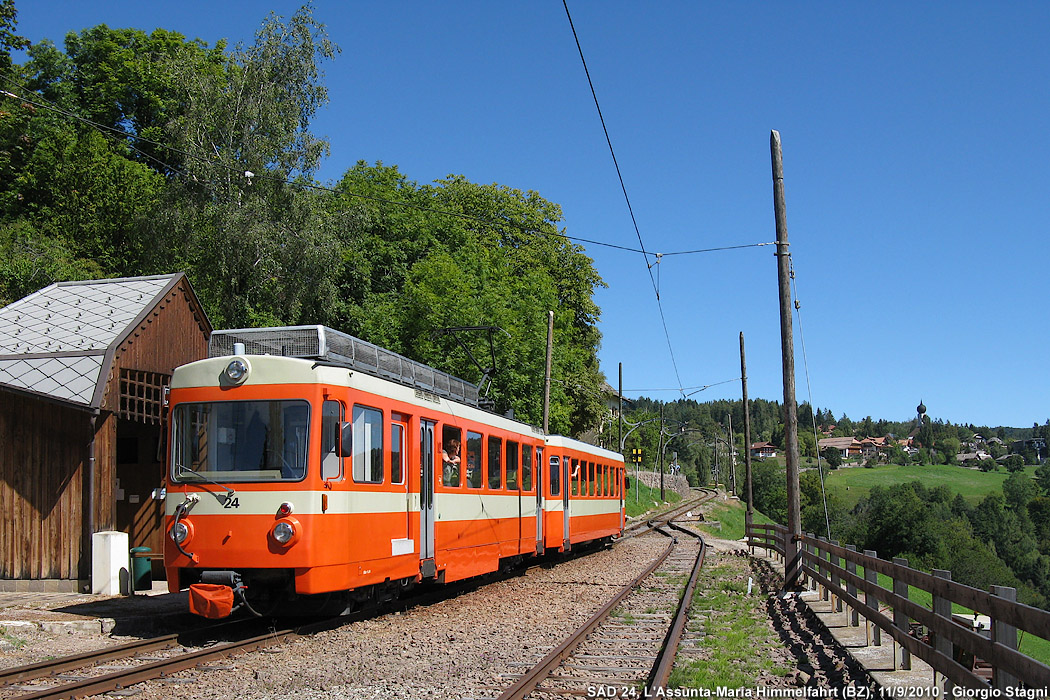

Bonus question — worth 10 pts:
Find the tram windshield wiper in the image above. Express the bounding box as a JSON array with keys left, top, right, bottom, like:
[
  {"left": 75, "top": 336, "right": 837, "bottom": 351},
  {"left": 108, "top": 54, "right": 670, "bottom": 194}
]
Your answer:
[{"left": 175, "top": 464, "right": 236, "bottom": 498}]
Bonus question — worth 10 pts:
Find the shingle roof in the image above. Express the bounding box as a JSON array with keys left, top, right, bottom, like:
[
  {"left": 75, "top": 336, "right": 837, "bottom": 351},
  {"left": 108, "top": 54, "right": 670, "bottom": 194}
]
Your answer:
[{"left": 0, "top": 274, "right": 184, "bottom": 408}]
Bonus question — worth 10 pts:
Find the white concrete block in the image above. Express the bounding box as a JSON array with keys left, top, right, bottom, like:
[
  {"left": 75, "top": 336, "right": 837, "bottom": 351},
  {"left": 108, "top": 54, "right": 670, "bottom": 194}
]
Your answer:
[{"left": 91, "top": 530, "right": 129, "bottom": 596}]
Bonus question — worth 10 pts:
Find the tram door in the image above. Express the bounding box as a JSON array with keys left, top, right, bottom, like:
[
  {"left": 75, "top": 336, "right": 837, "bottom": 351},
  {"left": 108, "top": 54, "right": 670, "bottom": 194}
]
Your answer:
[
  {"left": 535, "top": 448, "right": 544, "bottom": 553},
  {"left": 562, "top": 456, "right": 571, "bottom": 549},
  {"left": 419, "top": 420, "right": 437, "bottom": 576}
]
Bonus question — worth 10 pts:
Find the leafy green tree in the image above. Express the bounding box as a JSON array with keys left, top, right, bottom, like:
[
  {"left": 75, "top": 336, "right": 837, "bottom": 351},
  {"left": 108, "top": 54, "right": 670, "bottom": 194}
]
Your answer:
[
  {"left": 1036, "top": 460, "right": 1050, "bottom": 496},
  {"left": 1003, "top": 471, "right": 1036, "bottom": 512},
  {"left": 0, "top": 0, "right": 28, "bottom": 75},
  {"left": 799, "top": 429, "right": 816, "bottom": 458},
  {"left": 751, "top": 461, "right": 786, "bottom": 524},
  {"left": 821, "top": 446, "right": 842, "bottom": 469},
  {"left": 935, "top": 437, "right": 960, "bottom": 465},
  {"left": 884, "top": 444, "right": 907, "bottom": 465},
  {"left": 323, "top": 164, "right": 607, "bottom": 434},
  {"left": 800, "top": 470, "right": 849, "bottom": 538},
  {"left": 858, "top": 483, "right": 945, "bottom": 566},
  {"left": 153, "top": 5, "right": 340, "bottom": 327},
  {"left": 1003, "top": 454, "right": 1025, "bottom": 473}
]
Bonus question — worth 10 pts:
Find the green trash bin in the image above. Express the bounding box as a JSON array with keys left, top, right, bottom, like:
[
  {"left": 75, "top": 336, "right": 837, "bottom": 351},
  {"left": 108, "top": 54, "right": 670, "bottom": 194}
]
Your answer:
[{"left": 130, "top": 547, "right": 153, "bottom": 591}]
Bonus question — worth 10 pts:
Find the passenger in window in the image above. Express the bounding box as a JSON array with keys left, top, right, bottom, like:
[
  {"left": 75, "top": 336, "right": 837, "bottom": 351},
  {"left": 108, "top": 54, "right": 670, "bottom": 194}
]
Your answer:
[{"left": 442, "top": 437, "right": 461, "bottom": 485}]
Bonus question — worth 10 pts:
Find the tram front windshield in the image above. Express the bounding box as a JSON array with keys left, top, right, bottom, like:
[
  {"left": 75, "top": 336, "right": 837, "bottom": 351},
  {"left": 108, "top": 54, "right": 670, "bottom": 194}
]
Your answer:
[{"left": 172, "top": 400, "right": 310, "bottom": 482}]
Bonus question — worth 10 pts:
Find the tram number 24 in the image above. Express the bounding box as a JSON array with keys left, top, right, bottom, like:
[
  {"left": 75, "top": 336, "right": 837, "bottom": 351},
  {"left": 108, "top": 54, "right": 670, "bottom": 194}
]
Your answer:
[{"left": 222, "top": 494, "right": 241, "bottom": 509}]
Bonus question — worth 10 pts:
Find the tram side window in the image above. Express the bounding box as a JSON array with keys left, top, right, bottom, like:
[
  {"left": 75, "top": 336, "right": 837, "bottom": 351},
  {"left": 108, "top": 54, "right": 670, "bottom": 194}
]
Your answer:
[
  {"left": 441, "top": 426, "right": 462, "bottom": 487},
  {"left": 588, "top": 462, "right": 596, "bottom": 496},
  {"left": 521, "top": 444, "right": 533, "bottom": 491},
  {"left": 320, "top": 400, "right": 343, "bottom": 481},
  {"left": 391, "top": 423, "right": 405, "bottom": 485},
  {"left": 352, "top": 405, "right": 384, "bottom": 483},
  {"left": 506, "top": 440, "right": 519, "bottom": 490},
  {"left": 571, "top": 459, "right": 580, "bottom": 495},
  {"left": 488, "top": 436, "right": 503, "bottom": 489},
  {"left": 549, "top": 456, "right": 560, "bottom": 496},
  {"left": 466, "top": 431, "right": 483, "bottom": 488},
  {"left": 601, "top": 464, "right": 608, "bottom": 496}
]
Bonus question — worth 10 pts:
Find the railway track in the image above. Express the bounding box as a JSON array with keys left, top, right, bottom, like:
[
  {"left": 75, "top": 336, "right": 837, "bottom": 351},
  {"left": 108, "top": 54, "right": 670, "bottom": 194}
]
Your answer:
[
  {"left": 0, "top": 615, "right": 322, "bottom": 700},
  {"left": 497, "top": 521, "right": 707, "bottom": 698},
  {"left": 0, "top": 536, "right": 629, "bottom": 700},
  {"left": 621, "top": 487, "right": 717, "bottom": 539}
]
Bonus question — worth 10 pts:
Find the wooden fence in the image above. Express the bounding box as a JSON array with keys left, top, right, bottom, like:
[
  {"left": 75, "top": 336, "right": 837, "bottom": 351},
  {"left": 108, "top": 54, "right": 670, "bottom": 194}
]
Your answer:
[{"left": 746, "top": 522, "right": 1050, "bottom": 691}]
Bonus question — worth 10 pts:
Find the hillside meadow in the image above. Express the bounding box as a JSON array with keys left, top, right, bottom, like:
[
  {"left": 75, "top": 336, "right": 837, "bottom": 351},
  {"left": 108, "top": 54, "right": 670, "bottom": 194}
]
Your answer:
[{"left": 817, "top": 462, "right": 1039, "bottom": 508}]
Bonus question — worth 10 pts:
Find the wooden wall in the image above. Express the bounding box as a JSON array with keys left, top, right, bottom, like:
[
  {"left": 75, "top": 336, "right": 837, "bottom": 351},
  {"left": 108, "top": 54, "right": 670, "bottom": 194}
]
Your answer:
[
  {"left": 0, "top": 390, "right": 88, "bottom": 580},
  {"left": 0, "top": 275, "right": 211, "bottom": 582},
  {"left": 101, "top": 278, "right": 211, "bottom": 414}
]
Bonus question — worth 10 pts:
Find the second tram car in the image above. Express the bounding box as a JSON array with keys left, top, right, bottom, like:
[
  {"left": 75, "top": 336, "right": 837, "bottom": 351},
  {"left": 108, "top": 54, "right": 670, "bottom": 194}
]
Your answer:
[{"left": 163, "top": 326, "right": 626, "bottom": 618}]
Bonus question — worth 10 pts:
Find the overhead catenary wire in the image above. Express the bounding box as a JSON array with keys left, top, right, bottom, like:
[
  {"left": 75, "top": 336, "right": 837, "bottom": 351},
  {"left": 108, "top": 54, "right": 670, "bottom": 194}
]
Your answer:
[
  {"left": 625, "top": 377, "right": 741, "bottom": 395},
  {"left": 561, "top": 0, "right": 686, "bottom": 394},
  {"left": 789, "top": 258, "right": 833, "bottom": 539}
]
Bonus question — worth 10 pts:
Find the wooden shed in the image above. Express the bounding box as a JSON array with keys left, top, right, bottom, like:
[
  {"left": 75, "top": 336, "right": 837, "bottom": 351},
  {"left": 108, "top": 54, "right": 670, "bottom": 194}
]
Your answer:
[{"left": 0, "top": 273, "right": 210, "bottom": 591}]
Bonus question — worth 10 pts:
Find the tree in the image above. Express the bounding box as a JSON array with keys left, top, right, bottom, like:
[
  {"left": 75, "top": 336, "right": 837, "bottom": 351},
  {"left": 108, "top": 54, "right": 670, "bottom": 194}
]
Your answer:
[
  {"left": 751, "top": 461, "right": 787, "bottom": 524},
  {"left": 821, "top": 446, "right": 842, "bottom": 469},
  {"left": 324, "top": 164, "right": 608, "bottom": 435},
  {"left": 0, "top": 0, "right": 28, "bottom": 75},
  {"left": 154, "top": 4, "right": 341, "bottom": 327},
  {"left": 1003, "top": 454, "right": 1025, "bottom": 473},
  {"left": 1003, "top": 471, "right": 1036, "bottom": 512},
  {"left": 1036, "top": 460, "right": 1050, "bottom": 497}
]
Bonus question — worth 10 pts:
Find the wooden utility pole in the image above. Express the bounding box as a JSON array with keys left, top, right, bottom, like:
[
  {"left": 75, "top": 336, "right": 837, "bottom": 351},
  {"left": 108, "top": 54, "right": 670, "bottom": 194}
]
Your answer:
[
  {"left": 771, "top": 130, "right": 802, "bottom": 588},
  {"left": 658, "top": 402, "right": 665, "bottom": 501},
  {"left": 727, "top": 412, "right": 735, "bottom": 495},
  {"left": 740, "top": 332, "right": 754, "bottom": 528},
  {"left": 542, "top": 310, "right": 554, "bottom": 433}
]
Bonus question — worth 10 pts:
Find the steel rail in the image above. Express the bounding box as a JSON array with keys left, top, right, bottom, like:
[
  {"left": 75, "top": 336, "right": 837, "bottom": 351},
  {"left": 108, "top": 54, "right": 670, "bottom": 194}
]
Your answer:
[
  {"left": 0, "top": 634, "right": 182, "bottom": 686},
  {"left": 622, "top": 489, "right": 716, "bottom": 539},
  {"left": 645, "top": 523, "right": 707, "bottom": 692},
  {"left": 496, "top": 538, "right": 675, "bottom": 700},
  {"left": 0, "top": 618, "right": 254, "bottom": 687},
  {"left": 5, "top": 613, "right": 354, "bottom": 700},
  {"left": 4, "top": 541, "right": 629, "bottom": 699}
]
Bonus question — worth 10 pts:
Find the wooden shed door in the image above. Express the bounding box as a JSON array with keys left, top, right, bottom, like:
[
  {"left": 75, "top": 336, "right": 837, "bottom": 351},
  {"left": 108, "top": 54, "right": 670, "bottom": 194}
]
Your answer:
[{"left": 114, "top": 420, "right": 165, "bottom": 553}]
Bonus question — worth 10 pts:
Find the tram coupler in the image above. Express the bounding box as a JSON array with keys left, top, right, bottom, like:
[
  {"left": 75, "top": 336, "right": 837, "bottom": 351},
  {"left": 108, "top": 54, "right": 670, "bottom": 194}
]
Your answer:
[{"left": 189, "top": 571, "right": 252, "bottom": 619}]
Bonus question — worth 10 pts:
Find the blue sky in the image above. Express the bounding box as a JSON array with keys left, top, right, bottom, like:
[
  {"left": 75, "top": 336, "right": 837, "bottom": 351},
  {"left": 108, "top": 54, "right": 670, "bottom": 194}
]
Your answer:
[{"left": 13, "top": 2, "right": 1050, "bottom": 428}]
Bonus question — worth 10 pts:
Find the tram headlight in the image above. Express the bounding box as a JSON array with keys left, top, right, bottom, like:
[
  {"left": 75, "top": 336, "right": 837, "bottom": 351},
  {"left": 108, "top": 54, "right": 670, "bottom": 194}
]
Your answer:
[
  {"left": 224, "top": 358, "right": 249, "bottom": 384},
  {"left": 171, "top": 520, "right": 191, "bottom": 544},
  {"left": 270, "top": 519, "right": 299, "bottom": 547}
]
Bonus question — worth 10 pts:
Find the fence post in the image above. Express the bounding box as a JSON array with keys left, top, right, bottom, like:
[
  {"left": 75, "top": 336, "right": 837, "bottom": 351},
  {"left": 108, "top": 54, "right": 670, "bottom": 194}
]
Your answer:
[
  {"left": 807, "top": 534, "right": 817, "bottom": 591},
  {"left": 864, "top": 549, "right": 880, "bottom": 646},
  {"left": 991, "top": 586, "right": 1018, "bottom": 691},
  {"left": 892, "top": 557, "right": 911, "bottom": 670},
  {"left": 799, "top": 533, "right": 809, "bottom": 589},
  {"left": 816, "top": 537, "right": 828, "bottom": 601},
  {"left": 933, "top": 569, "right": 953, "bottom": 696},
  {"left": 831, "top": 540, "right": 843, "bottom": 613},
  {"left": 846, "top": 545, "right": 859, "bottom": 627}
]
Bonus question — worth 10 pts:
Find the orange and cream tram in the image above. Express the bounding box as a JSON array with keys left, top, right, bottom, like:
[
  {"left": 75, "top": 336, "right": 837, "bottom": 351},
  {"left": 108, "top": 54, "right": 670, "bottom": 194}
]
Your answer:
[{"left": 163, "top": 326, "right": 626, "bottom": 618}]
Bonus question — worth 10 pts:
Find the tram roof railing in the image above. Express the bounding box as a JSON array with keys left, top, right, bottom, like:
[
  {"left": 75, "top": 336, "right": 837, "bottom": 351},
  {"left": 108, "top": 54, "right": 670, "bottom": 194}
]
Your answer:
[{"left": 209, "top": 325, "right": 480, "bottom": 407}]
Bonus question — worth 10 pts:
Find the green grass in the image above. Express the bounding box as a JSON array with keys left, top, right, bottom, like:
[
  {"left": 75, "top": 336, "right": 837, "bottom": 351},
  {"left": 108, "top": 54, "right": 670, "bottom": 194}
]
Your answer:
[
  {"left": 624, "top": 478, "right": 682, "bottom": 518},
  {"left": 668, "top": 557, "right": 792, "bottom": 688},
  {"left": 822, "top": 462, "right": 1039, "bottom": 508},
  {"left": 0, "top": 627, "right": 26, "bottom": 650},
  {"left": 696, "top": 497, "right": 774, "bottom": 541}
]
